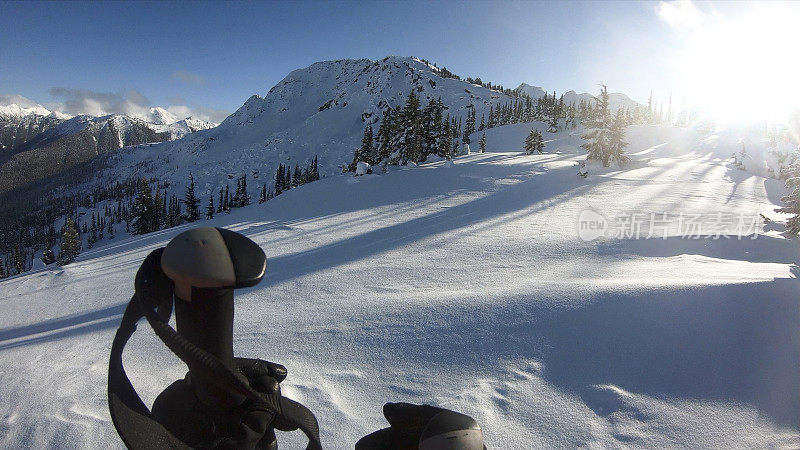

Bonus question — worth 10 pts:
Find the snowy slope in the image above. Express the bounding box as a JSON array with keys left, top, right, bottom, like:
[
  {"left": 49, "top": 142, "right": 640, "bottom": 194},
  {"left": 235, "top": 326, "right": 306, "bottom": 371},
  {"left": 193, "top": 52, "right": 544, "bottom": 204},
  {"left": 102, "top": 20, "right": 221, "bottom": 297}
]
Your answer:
[
  {"left": 88, "top": 56, "right": 515, "bottom": 203},
  {"left": 1, "top": 124, "right": 798, "bottom": 448}
]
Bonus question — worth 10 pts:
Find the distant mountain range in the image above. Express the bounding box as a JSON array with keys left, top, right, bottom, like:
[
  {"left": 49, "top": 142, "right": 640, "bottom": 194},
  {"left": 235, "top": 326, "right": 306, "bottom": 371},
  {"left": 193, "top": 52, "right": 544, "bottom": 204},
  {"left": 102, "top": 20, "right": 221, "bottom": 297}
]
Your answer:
[
  {"left": 515, "top": 83, "right": 641, "bottom": 113},
  {"left": 0, "top": 104, "right": 217, "bottom": 193},
  {"left": 2, "top": 57, "right": 642, "bottom": 196}
]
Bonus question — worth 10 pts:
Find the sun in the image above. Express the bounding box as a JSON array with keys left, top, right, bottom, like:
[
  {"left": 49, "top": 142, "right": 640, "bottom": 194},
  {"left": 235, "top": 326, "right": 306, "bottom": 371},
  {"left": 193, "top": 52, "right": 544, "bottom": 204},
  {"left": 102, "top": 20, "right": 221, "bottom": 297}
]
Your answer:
[{"left": 677, "top": 4, "right": 800, "bottom": 124}]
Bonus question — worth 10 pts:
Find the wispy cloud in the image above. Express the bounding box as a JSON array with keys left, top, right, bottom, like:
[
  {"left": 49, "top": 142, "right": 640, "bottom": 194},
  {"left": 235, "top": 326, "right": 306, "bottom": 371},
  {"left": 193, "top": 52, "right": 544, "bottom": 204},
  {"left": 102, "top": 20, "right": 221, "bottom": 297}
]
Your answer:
[
  {"left": 171, "top": 70, "right": 206, "bottom": 86},
  {"left": 656, "top": 0, "right": 704, "bottom": 31},
  {"left": 0, "top": 94, "right": 42, "bottom": 109},
  {"left": 43, "top": 87, "right": 228, "bottom": 123},
  {"left": 165, "top": 104, "right": 230, "bottom": 124},
  {"left": 47, "top": 87, "right": 151, "bottom": 117}
]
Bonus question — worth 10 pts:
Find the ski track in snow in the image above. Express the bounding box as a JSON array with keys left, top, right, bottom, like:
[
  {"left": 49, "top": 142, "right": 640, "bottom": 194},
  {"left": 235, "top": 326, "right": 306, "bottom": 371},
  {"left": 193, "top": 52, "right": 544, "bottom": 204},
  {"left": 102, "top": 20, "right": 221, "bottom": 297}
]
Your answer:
[{"left": 1, "top": 124, "right": 799, "bottom": 448}]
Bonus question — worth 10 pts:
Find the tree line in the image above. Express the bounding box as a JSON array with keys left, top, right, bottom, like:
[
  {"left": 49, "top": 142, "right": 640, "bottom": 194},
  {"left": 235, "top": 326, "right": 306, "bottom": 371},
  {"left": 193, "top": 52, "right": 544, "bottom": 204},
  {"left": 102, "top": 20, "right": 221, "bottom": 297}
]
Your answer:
[{"left": 0, "top": 156, "right": 323, "bottom": 278}]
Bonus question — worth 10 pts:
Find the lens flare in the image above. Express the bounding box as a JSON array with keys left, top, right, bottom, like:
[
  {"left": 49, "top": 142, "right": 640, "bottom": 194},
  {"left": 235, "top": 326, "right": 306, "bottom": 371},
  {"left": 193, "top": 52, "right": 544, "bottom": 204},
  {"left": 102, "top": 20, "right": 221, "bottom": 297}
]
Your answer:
[{"left": 677, "top": 5, "right": 800, "bottom": 124}]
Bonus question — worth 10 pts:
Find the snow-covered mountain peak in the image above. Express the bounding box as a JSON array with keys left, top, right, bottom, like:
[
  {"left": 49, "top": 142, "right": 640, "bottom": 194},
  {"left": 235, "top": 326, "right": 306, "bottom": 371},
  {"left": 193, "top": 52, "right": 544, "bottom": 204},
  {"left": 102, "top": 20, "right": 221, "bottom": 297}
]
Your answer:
[
  {"left": 0, "top": 103, "right": 53, "bottom": 120},
  {"left": 148, "top": 107, "right": 179, "bottom": 125},
  {"left": 183, "top": 55, "right": 514, "bottom": 177},
  {"left": 516, "top": 83, "right": 547, "bottom": 99}
]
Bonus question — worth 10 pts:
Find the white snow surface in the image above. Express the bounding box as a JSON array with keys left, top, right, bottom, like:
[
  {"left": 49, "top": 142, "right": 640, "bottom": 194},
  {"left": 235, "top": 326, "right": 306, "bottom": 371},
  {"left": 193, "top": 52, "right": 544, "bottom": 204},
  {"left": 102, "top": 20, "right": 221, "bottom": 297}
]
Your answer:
[{"left": 1, "top": 124, "right": 799, "bottom": 448}]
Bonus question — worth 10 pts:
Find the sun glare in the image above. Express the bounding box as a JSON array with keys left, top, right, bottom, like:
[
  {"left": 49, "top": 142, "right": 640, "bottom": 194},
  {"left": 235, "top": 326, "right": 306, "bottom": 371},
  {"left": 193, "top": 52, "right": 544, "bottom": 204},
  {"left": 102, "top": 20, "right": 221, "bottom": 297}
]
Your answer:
[{"left": 678, "top": 5, "right": 800, "bottom": 124}]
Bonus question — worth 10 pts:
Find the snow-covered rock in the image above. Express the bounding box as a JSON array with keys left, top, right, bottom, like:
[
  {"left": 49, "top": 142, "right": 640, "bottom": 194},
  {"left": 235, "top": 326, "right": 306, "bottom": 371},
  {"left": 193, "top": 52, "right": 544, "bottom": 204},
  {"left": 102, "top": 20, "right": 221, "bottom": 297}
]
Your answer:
[{"left": 355, "top": 161, "right": 370, "bottom": 176}]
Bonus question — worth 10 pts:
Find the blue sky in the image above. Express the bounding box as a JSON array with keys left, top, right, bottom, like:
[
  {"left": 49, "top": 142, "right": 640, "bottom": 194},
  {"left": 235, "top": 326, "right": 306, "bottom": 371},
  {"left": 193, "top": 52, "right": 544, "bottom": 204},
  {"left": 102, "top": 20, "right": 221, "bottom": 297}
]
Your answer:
[{"left": 1, "top": 1, "right": 790, "bottom": 122}]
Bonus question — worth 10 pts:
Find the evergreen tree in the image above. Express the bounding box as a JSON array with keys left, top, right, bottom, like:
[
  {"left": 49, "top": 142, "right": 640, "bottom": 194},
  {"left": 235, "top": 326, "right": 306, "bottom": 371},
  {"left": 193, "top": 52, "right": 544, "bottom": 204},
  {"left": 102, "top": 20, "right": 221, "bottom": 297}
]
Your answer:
[
  {"left": 241, "top": 174, "right": 250, "bottom": 206},
  {"left": 581, "top": 84, "right": 612, "bottom": 164},
  {"left": 479, "top": 132, "right": 487, "bottom": 153},
  {"left": 292, "top": 165, "right": 300, "bottom": 189},
  {"left": 525, "top": 128, "right": 545, "bottom": 154},
  {"left": 59, "top": 217, "right": 80, "bottom": 265},
  {"left": 232, "top": 179, "right": 241, "bottom": 208},
  {"left": 42, "top": 246, "right": 55, "bottom": 265},
  {"left": 0, "top": 259, "right": 4, "bottom": 278},
  {"left": 168, "top": 194, "right": 183, "bottom": 227},
  {"left": 353, "top": 125, "right": 374, "bottom": 169},
  {"left": 548, "top": 114, "right": 559, "bottom": 133},
  {"left": 463, "top": 107, "right": 475, "bottom": 145},
  {"left": 777, "top": 162, "right": 800, "bottom": 235},
  {"left": 420, "top": 99, "right": 437, "bottom": 160},
  {"left": 440, "top": 117, "right": 453, "bottom": 158},
  {"left": 132, "top": 179, "right": 154, "bottom": 235},
  {"left": 206, "top": 194, "right": 215, "bottom": 219},
  {"left": 375, "top": 108, "right": 395, "bottom": 161},
  {"left": 217, "top": 189, "right": 224, "bottom": 213},
  {"left": 310, "top": 156, "right": 320, "bottom": 181},
  {"left": 275, "top": 165, "right": 284, "bottom": 196},
  {"left": 398, "top": 90, "right": 423, "bottom": 163},
  {"left": 183, "top": 173, "right": 200, "bottom": 222},
  {"left": 153, "top": 188, "right": 165, "bottom": 231},
  {"left": 606, "top": 109, "right": 630, "bottom": 166},
  {"left": 89, "top": 213, "right": 97, "bottom": 248},
  {"left": 259, "top": 184, "right": 267, "bottom": 204},
  {"left": 14, "top": 245, "right": 24, "bottom": 274},
  {"left": 223, "top": 184, "right": 230, "bottom": 212}
]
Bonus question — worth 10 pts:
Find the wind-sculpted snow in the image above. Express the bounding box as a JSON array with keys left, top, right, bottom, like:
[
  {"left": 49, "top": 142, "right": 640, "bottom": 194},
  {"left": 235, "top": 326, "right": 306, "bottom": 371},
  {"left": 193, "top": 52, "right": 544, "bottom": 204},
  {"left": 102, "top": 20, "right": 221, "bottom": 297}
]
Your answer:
[{"left": 0, "top": 125, "right": 798, "bottom": 448}]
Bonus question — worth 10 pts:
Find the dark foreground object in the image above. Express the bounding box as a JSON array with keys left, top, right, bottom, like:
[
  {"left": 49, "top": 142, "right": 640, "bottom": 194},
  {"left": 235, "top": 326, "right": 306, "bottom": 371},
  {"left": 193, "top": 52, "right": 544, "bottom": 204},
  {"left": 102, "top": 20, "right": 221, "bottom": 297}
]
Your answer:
[
  {"left": 356, "top": 403, "right": 485, "bottom": 450},
  {"left": 107, "top": 227, "right": 322, "bottom": 449}
]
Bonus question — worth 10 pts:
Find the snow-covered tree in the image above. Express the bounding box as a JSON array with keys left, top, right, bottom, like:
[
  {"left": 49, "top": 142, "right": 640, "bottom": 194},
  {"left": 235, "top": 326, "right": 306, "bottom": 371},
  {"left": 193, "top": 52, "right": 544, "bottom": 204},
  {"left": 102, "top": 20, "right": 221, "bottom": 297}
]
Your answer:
[
  {"left": 581, "top": 84, "right": 627, "bottom": 167},
  {"left": 352, "top": 125, "right": 374, "bottom": 170},
  {"left": 395, "top": 90, "right": 422, "bottom": 163},
  {"left": 479, "top": 132, "right": 487, "bottom": 153},
  {"left": 776, "top": 163, "right": 800, "bottom": 235},
  {"left": 525, "top": 128, "right": 544, "bottom": 155},
  {"left": 548, "top": 114, "right": 559, "bottom": 133},
  {"left": 606, "top": 109, "right": 629, "bottom": 166},
  {"left": 375, "top": 107, "right": 398, "bottom": 162}
]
